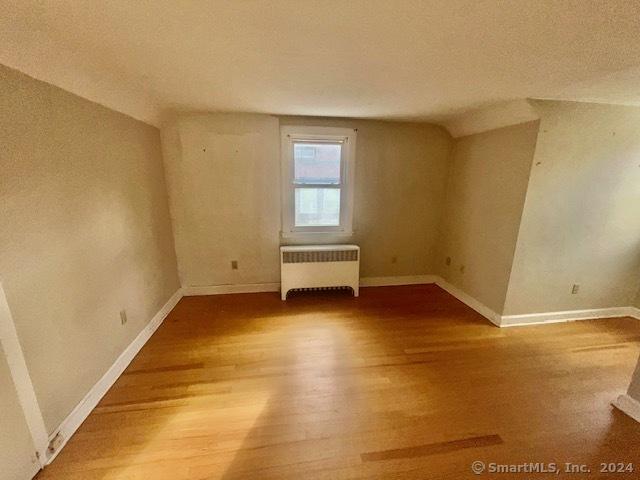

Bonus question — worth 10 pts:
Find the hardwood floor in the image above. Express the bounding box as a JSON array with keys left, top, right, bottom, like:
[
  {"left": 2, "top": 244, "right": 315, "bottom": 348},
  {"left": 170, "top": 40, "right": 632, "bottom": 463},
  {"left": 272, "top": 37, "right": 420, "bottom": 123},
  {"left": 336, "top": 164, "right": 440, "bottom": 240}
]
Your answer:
[{"left": 37, "top": 285, "right": 640, "bottom": 479}]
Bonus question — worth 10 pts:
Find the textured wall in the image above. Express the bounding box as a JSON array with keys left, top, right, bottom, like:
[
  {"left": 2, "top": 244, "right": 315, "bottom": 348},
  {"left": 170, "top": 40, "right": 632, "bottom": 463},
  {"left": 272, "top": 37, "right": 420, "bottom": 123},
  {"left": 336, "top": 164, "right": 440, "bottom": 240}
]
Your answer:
[
  {"left": 504, "top": 101, "right": 640, "bottom": 315},
  {"left": 437, "top": 122, "right": 539, "bottom": 313},
  {"left": 0, "top": 65, "right": 180, "bottom": 431},
  {"left": 162, "top": 114, "right": 452, "bottom": 287}
]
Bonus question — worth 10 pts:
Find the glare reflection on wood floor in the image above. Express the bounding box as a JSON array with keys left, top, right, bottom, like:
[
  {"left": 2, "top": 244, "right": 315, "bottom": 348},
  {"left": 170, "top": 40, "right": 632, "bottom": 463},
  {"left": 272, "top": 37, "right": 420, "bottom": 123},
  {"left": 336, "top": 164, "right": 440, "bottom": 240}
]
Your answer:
[{"left": 37, "top": 285, "right": 640, "bottom": 479}]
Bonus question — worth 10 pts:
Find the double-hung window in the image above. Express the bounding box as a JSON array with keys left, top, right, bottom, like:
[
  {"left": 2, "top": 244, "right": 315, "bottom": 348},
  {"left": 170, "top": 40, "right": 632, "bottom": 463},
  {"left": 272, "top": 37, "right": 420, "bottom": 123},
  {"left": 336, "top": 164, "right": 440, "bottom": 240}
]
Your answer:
[{"left": 280, "top": 126, "right": 356, "bottom": 238}]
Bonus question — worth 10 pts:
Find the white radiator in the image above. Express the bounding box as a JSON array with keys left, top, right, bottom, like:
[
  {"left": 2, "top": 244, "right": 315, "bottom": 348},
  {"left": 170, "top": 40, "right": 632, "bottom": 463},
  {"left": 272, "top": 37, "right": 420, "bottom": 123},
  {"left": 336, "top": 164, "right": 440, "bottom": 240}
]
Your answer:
[{"left": 280, "top": 245, "right": 360, "bottom": 300}]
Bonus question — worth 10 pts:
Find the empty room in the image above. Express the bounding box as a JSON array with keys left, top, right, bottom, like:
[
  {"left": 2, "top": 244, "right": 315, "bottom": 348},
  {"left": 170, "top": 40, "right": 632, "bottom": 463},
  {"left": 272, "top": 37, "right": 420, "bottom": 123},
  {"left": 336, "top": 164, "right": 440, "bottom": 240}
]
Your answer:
[{"left": 2, "top": 1, "right": 640, "bottom": 479}]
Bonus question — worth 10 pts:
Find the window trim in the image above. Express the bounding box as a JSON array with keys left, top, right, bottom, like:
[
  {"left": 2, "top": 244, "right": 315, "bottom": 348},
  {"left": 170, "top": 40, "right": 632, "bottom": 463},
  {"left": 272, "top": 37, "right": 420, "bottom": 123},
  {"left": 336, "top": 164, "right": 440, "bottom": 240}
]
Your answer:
[{"left": 280, "top": 126, "right": 357, "bottom": 238}]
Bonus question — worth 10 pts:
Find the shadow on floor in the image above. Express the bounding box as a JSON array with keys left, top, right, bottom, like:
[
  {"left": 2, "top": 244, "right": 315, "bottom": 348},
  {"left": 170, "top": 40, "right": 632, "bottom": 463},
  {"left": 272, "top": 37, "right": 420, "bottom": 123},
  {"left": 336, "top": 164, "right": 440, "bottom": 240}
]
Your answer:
[{"left": 38, "top": 285, "right": 640, "bottom": 479}]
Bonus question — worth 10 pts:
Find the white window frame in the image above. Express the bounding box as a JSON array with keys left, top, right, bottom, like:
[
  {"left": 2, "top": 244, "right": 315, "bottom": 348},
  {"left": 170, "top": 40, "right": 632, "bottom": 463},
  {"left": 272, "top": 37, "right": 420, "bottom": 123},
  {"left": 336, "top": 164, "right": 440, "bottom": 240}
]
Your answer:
[{"left": 280, "top": 126, "right": 356, "bottom": 238}]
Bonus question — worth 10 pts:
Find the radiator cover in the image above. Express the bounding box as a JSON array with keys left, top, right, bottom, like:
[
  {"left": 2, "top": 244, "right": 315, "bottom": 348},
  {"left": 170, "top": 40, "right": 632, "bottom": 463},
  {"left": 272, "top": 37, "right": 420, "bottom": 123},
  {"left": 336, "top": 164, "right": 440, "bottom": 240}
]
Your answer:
[{"left": 280, "top": 245, "right": 360, "bottom": 300}]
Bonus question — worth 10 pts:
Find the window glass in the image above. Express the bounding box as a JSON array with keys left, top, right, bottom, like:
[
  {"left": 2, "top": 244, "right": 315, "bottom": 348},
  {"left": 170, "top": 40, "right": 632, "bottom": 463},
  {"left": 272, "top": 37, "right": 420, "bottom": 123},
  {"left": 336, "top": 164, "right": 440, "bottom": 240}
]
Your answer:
[
  {"left": 294, "top": 188, "right": 340, "bottom": 226},
  {"left": 294, "top": 143, "right": 341, "bottom": 184}
]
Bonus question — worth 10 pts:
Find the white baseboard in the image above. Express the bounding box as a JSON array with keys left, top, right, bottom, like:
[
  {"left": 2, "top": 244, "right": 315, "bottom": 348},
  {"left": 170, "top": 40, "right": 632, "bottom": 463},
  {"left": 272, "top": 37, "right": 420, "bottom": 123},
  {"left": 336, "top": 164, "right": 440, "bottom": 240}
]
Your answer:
[
  {"left": 46, "top": 287, "right": 183, "bottom": 464},
  {"left": 0, "top": 283, "right": 50, "bottom": 468},
  {"left": 183, "top": 276, "right": 440, "bottom": 296},
  {"left": 183, "top": 282, "right": 280, "bottom": 296},
  {"left": 433, "top": 277, "right": 640, "bottom": 328},
  {"left": 435, "top": 278, "right": 501, "bottom": 326},
  {"left": 500, "top": 306, "right": 637, "bottom": 327},
  {"left": 613, "top": 394, "right": 640, "bottom": 423},
  {"left": 359, "top": 275, "right": 438, "bottom": 287}
]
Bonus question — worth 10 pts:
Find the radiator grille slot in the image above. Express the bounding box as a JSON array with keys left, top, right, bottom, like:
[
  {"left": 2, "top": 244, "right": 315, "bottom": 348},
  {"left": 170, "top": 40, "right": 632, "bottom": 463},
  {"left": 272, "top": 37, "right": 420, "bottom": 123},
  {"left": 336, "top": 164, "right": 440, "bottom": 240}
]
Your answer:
[
  {"left": 283, "top": 249, "right": 358, "bottom": 264},
  {"left": 289, "top": 286, "right": 354, "bottom": 293}
]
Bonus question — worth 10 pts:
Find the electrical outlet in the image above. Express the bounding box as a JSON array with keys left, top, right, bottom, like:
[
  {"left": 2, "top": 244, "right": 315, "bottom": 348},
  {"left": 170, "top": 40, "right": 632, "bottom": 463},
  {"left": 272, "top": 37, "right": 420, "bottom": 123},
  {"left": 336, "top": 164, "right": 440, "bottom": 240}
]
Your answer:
[
  {"left": 119, "top": 309, "right": 128, "bottom": 326},
  {"left": 48, "top": 432, "right": 64, "bottom": 454},
  {"left": 445, "top": 256, "right": 451, "bottom": 266},
  {"left": 231, "top": 260, "right": 238, "bottom": 270},
  {"left": 571, "top": 284, "right": 580, "bottom": 294}
]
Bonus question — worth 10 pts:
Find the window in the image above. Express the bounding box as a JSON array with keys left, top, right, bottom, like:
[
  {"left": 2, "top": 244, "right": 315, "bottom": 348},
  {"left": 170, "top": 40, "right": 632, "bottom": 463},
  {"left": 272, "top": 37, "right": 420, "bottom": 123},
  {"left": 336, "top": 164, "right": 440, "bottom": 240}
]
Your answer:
[{"left": 281, "top": 126, "right": 356, "bottom": 237}]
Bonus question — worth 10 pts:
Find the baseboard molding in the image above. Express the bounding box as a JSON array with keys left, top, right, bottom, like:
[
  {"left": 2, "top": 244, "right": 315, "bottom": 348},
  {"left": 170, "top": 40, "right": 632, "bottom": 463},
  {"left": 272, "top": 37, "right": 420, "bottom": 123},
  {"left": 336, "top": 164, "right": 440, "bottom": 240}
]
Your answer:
[
  {"left": 183, "top": 276, "right": 440, "bottom": 296},
  {"left": 435, "top": 278, "right": 501, "bottom": 326},
  {"left": 433, "top": 277, "right": 640, "bottom": 328},
  {"left": 46, "top": 287, "right": 183, "bottom": 464},
  {"left": 183, "top": 283, "right": 280, "bottom": 296},
  {"left": 613, "top": 394, "right": 640, "bottom": 423},
  {"left": 500, "top": 306, "right": 637, "bottom": 327},
  {"left": 360, "top": 275, "right": 438, "bottom": 287},
  {"left": 0, "top": 283, "right": 50, "bottom": 468}
]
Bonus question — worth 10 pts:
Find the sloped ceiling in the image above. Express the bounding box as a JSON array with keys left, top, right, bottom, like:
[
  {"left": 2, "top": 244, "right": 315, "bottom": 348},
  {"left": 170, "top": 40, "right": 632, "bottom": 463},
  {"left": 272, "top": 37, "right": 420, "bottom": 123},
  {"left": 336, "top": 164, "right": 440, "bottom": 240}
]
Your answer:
[{"left": 2, "top": 0, "right": 640, "bottom": 130}]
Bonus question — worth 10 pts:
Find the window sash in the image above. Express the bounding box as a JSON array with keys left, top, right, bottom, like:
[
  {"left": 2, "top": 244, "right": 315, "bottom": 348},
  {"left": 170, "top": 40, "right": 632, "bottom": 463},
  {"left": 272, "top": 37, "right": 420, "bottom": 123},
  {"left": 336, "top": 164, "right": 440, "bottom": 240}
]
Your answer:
[
  {"left": 292, "top": 140, "right": 344, "bottom": 186},
  {"left": 294, "top": 187, "right": 341, "bottom": 227},
  {"left": 289, "top": 136, "right": 347, "bottom": 231},
  {"left": 281, "top": 126, "right": 356, "bottom": 237},
  {"left": 293, "top": 184, "right": 341, "bottom": 189}
]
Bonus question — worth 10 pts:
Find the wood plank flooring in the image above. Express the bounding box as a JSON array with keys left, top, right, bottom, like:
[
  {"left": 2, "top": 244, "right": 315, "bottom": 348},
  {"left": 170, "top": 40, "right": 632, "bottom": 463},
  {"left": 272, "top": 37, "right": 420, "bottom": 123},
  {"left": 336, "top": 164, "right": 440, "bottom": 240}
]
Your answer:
[{"left": 36, "top": 285, "right": 640, "bottom": 479}]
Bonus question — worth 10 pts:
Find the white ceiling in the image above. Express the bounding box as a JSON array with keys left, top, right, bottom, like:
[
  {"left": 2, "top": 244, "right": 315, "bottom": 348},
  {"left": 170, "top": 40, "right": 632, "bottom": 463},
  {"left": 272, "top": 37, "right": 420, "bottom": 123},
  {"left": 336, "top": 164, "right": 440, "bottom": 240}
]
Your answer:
[{"left": 2, "top": 0, "right": 640, "bottom": 128}]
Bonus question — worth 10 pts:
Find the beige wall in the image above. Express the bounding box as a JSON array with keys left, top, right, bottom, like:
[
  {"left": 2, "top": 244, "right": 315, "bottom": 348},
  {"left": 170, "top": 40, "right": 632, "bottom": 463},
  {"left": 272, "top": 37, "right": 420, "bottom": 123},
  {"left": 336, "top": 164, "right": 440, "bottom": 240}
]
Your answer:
[
  {"left": 162, "top": 114, "right": 452, "bottom": 287},
  {"left": 0, "top": 65, "right": 180, "bottom": 432},
  {"left": 437, "top": 122, "right": 539, "bottom": 313},
  {"left": 504, "top": 101, "right": 640, "bottom": 315},
  {"left": 279, "top": 117, "right": 451, "bottom": 278},
  {"left": 161, "top": 114, "right": 282, "bottom": 287}
]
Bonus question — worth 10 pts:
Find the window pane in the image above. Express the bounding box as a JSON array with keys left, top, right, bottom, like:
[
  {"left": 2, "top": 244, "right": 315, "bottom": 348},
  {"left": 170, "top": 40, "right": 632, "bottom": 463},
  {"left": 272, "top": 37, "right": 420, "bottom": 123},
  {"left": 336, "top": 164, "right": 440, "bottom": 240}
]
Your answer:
[
  {"left": 295, "top": 188, "right": 340, "bottom": 226},
  {"left": 294, "top": 143, "right": 341, "bottom": 184}
]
